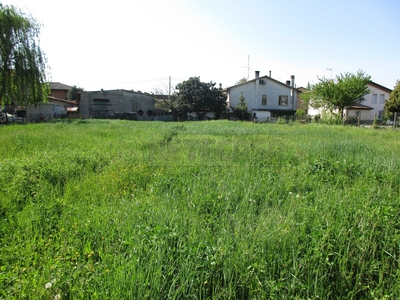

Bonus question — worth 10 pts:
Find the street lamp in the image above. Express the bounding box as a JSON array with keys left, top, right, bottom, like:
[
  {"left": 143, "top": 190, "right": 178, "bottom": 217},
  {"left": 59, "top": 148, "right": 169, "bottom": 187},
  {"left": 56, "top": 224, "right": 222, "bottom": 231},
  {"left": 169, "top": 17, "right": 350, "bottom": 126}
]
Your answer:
[{"left": 327, "top": 68, "right": 333, "bottom": 79}]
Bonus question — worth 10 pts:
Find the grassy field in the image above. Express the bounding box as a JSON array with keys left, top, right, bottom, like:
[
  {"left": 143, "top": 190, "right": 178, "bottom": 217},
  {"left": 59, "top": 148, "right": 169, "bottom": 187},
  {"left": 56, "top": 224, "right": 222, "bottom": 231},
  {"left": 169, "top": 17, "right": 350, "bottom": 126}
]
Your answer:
[{"left": 1, "top": 120, "right": 400, "bottom": 299}]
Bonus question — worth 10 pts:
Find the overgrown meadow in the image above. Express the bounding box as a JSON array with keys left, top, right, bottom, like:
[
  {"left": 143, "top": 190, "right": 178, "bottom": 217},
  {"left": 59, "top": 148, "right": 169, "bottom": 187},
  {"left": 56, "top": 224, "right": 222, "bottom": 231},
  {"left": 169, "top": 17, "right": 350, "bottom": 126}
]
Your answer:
[{"left": 1, "top": 120, "right": 400, "bottom": 299}]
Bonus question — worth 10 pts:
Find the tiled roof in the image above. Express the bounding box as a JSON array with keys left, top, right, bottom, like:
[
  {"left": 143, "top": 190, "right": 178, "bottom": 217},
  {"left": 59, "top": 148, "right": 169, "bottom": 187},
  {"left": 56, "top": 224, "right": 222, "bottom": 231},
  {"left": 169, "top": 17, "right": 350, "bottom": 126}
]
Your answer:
[
  {"left": 368, "top": 81, "right": 392, "bottom": 93},
  {"left": 50, "top": 82, "right": 72, "bottom": 91},
  {"left": 48, "top": 96, "right": 77, "bottom": 105},
  {"left": 348, "top": 103, "right": 373, "bottom": 110}
]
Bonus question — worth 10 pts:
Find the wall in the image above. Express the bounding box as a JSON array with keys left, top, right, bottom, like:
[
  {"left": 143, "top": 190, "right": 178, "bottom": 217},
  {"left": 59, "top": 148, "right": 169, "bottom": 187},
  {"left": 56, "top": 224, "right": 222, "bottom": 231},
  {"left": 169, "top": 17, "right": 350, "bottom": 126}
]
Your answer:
[
  {"left": 26, "top": 103, "right": 67, "bottom": 122},
  {"left": 362, "top": 83, "right": 391, "bottom": 120},
  {"left": 51, "top": 90, "right": 68, "bottom": 100},
  {"left": 79, "top": 90, "right": 156, "bottom": 120}
]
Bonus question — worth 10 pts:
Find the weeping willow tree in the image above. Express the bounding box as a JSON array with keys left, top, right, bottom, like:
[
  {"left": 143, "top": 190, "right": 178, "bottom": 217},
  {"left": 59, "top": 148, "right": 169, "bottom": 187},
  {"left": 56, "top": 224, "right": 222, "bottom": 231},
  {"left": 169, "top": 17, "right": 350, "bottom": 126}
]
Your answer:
[{"left": 0, "top": 4, "right": 49, "bottom": 107}]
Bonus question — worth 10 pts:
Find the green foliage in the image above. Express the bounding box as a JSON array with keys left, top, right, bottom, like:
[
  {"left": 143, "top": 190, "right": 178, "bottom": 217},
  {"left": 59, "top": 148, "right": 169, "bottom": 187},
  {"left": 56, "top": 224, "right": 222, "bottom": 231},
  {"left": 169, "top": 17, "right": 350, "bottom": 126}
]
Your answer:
[
  {"left": 231, "top": 92, "right": 250, "bottom": 120},
  {"left": 1, "top": 121, "right": 400, "bottom": 298},
  {"left": 0, "top": 4, "right": 49, "bottom": 106},
  {"left": 373, "top": 116, "right": 379, "bottom": 129},
  {"left": 295, "top": 109, "right": 306, "bottom": 116},
  {"left": 277, "top": 117, "right": 286, "bottom": 124},
  {"left": 67, "top": 85, "right": 84, "bottom": 101},
  {"left": 235, "top": 77, "right": 248, "bottom": 85},
  {"left": 313, "top": 114, "right": 321, "bottom": 123},
  {"left": 175, "top": 77, "right": 227, "bottom": 120},
  {"left": 384, "top": 80, "right": 400, "bottom": 117},
  {"left": 310, "top": 70, "right": 371, "bottom": 119}
]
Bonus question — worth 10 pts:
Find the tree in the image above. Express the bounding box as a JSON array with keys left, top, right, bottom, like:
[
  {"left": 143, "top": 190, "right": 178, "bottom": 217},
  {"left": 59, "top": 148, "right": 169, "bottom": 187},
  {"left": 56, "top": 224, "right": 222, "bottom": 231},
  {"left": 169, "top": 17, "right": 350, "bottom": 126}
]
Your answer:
[
  {"left": 175, "top": 77, "right": 227, "bottom": 120},
  {"left": 231, "top": 92, "right": 250, "bottom": 120},
  {"left": 303, "top": 70, "right": 371, "bottom": 119},
  {"left": 0, "top": 4, "right": 49, "bottom": 107},
  {"left": 384, "top": 80, "right": 400, "bottom": 117},
  {"left": 153, "top": 84, "right": 180, "bottom": 121},
  {"left": 68, "top": 85, "right": 84, "bottom": 101},
  {"left": 235, "top": 77, "right": 248, "bottom": 85}
]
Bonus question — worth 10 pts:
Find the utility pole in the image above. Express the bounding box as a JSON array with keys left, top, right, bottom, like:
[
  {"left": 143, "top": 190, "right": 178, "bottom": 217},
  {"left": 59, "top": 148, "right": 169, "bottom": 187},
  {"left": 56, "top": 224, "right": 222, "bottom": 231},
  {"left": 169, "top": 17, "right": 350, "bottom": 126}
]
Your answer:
[{"left": 168, "top": 76, "right": 171, "bottom": 99}]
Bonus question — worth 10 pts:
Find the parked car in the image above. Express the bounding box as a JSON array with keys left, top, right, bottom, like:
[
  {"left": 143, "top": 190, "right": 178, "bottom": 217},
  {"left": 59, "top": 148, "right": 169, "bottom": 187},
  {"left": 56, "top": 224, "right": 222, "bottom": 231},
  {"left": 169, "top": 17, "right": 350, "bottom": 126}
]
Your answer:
[{"left": 0, "top": 110, "right": 24, "bottom": 124}]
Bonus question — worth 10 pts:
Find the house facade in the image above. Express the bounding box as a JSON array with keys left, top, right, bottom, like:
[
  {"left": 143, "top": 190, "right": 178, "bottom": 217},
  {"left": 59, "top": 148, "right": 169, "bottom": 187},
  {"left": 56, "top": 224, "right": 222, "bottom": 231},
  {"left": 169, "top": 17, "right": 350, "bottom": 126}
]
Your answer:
[
  {"left": 50, "top": 82, "right": 72, "bottom": 100},
  {"left": 307, "top": 81, "right": 392, "bottom": 121},
  {"left": 79, "top": 89, "right": 156, "bottom": 120},
  {"left": 346, "top": 81, "right": 392, "bottom": 120},
  {"left": 226, "top": 71, "right": 297, "bottom": 121}
]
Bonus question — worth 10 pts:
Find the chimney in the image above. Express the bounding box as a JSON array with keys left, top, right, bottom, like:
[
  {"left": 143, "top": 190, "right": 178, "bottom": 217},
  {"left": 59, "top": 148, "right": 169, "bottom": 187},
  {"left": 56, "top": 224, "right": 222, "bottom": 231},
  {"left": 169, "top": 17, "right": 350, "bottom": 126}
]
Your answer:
[
  {"left": 291, "top": 75, "right": 295, "bottom": 88},
  {"left": 286, "top": 80, "right": 291, "bottom": 86},
  {"left": 269, "top": 70, "right": 271, "bottom": 77},
  {"left": 255, "top": 71, "right": 260, "bottom": 79},
  {"left": 219, "top": 83, "right": 222, "bottom": 89}
]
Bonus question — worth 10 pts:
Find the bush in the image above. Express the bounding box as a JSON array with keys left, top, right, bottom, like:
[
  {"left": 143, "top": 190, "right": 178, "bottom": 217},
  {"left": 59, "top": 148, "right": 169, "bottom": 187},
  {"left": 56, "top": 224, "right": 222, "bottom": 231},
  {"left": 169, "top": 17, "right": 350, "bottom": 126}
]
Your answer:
[
  {"left": 277, "top": 117, "right": 286, "bottom": 125},
  {"left": 312, "top": 114, "right": 321, "bottom": 123},
  {"left": 373, "top": 116, "right": 379, "bottom": 129}
]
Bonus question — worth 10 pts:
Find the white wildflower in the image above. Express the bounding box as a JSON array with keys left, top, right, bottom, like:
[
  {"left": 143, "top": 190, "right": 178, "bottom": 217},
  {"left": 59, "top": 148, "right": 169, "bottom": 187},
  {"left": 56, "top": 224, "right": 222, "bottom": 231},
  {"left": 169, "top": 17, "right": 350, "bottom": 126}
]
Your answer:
[
  {"left": 296, "top": 194, "right": 300, "bottom": 198},
  {"left": 54, "top": 294, "right": 61, "bottom": 300},
  {"left": 45, "top": 282, "right": 52, "bottom": 289}
]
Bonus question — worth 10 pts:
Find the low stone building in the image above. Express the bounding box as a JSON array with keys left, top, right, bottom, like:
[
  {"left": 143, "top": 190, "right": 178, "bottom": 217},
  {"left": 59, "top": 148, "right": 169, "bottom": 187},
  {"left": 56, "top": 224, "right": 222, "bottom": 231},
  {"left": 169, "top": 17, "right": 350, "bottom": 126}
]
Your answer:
[{"left": 79, "top": 89, "right": 156, "bottom": 120}]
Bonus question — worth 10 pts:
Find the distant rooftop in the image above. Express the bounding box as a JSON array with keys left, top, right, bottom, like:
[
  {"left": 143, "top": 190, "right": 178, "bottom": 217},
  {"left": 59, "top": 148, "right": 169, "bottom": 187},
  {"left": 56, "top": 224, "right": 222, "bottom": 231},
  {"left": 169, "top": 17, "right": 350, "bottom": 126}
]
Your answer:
[{"left": 50, "top": 82, "right": 72, "bottom": 91}]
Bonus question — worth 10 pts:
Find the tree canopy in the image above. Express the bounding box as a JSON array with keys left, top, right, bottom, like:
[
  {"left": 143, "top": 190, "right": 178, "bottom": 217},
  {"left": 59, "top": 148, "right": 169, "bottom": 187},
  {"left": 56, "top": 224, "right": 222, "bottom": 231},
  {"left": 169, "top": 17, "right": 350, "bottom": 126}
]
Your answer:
[
  {"left": 302, "top": 70, "right": 371, "bottom": 119},
  {"left": 235, "top": 77, "right": 248, "bottom": 85},
  {"left": 0, "top": 4, "right": 49, "bottom": 107},
  {"left": 384, "top": 80, "right": 400, "bottom": 117},
  {"left": 68, "top": 85, "right": 84, "bottom": 101},
  {"left": 175, "top": 77, "right": 227, "bottom": 120}
]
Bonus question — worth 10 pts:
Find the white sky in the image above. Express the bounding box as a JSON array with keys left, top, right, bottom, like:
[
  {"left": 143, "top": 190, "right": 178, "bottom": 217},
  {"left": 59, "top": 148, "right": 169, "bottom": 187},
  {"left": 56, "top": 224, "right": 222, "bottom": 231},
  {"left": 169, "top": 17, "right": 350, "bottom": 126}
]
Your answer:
[{"left": 3, "top": 0, "right": 400, "bottom": 93}]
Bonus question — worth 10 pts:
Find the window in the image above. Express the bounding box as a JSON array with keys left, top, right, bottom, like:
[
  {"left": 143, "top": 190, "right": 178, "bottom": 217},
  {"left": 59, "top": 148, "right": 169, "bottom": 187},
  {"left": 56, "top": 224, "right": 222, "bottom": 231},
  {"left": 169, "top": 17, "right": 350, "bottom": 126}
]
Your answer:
[
  {"left": 379, "top": 94, "right": 385, "bottom": 104},
  {"left": 279, "top": 95, "right": 288, "bottom": 106},
  {"left": 262, "top": 95, "right": 267, "bottom": 106},
  {"left": 378, "top": 111, "right": 383, "bottom": 120},
  {"left": 355, "top": 111, "right": 361, "bottom": 118},
  {"left": 372, "top": 94, "right": 377, "bottom": 104},
  {"left": 93, "top": 98, "right": 111, "bottom": 110}
]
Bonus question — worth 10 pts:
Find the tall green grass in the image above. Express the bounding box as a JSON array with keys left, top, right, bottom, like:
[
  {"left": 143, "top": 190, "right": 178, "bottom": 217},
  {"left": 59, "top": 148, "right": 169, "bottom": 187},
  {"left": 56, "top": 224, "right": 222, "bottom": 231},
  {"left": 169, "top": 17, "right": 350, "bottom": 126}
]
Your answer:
[{"left": 1, "top": 120, "right": 400, "bottom": 299}]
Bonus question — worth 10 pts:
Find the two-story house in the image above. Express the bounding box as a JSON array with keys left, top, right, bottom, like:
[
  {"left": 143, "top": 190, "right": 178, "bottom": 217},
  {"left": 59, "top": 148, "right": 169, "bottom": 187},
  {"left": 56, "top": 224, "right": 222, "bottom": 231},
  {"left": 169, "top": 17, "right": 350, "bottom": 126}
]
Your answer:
[
  {"left": 226, "top": 71, "right": 297, "bottom": 121},
  {"left": 49, "top": 82, "right": 72, "bottom": 100},
  {"left": 307, "top": 81, "right": 392, "bottom": 121},
  {"left": 346, "top": 81, "right": 392, "bottom": 121}
]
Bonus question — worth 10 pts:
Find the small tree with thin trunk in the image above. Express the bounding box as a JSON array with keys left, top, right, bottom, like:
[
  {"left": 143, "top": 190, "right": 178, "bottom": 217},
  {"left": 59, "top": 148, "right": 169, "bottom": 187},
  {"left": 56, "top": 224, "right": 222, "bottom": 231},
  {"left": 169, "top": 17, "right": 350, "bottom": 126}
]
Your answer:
[{"left": 231, "top": 92, "right": 250, "bottom": 120}]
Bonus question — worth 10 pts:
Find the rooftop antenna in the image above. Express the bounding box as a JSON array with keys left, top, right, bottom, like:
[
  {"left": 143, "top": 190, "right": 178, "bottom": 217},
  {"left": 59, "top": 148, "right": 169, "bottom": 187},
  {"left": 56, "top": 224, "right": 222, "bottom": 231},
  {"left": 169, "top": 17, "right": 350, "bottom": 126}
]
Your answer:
[{"left": 242, "top": 55, "right": 250, "bottom": 79}]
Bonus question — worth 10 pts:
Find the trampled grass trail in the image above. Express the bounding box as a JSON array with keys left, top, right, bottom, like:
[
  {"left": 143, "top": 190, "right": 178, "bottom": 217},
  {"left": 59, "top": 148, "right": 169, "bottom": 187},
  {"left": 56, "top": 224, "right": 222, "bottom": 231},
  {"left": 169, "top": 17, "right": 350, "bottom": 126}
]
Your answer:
[{"left": 1, "top": 120, "right": 400, "bottom": 299}]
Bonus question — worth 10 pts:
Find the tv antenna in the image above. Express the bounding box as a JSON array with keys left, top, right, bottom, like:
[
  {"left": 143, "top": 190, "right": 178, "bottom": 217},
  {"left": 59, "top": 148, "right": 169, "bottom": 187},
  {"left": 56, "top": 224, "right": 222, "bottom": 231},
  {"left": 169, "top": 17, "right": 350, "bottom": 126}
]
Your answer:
[{"left": 242, "top": 55, "right": 250, "bottom": 79}]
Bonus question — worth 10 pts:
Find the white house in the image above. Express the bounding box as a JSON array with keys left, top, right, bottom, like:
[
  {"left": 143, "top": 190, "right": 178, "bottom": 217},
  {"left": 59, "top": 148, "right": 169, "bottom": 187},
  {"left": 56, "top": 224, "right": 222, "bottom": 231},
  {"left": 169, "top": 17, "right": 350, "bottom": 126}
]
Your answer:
[
  {"left": 307, "top": 81, "right": 392, "bottom": 121},
  {"left": 226, "top": 71, "right": 297, "bottom": 121},
  {"left": 346, "top": 81, "right": 392, "bottom": 120}
]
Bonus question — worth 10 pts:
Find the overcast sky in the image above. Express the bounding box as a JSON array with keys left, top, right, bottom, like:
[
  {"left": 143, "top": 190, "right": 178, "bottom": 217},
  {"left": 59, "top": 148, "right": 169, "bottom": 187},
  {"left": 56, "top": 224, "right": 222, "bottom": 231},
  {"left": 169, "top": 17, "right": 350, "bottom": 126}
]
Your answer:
[{"left": 4, "top": 0, "right": 400, "bottom": 93}]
